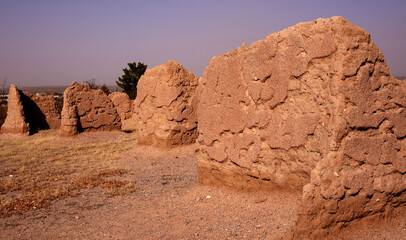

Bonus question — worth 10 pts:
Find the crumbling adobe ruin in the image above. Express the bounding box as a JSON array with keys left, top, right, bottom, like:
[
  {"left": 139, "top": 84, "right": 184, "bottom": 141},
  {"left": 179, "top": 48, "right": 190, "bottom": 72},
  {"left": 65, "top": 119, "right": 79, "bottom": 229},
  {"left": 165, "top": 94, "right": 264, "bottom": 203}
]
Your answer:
[
  {"left": 133, "top": 60, "right": 198, "bottom": 147},
  {"left": 109, "top": 92, "right": 134, "bottom": 131},
  {"left": 1, "top": 84, "right": 61, "bottom": 135},
  {"left": 197, "top": 16, "right": 406, "bottom": 238},
  {"left": 60, "top": 82, "right": 121, "bottom": 136}
]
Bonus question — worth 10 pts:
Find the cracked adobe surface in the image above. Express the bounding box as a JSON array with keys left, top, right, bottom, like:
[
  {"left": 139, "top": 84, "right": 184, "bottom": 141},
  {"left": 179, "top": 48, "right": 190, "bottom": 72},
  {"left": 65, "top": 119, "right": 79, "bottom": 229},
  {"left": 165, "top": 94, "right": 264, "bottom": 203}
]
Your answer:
[
  {"left": 133, "top": 60, "right": 198, "bottom": 148},
  {"left": 197, "top": 16, "right": 406, "bottom": 238},
  {"left": 60, "top": 82, "right": 121, "bottom": 136}
]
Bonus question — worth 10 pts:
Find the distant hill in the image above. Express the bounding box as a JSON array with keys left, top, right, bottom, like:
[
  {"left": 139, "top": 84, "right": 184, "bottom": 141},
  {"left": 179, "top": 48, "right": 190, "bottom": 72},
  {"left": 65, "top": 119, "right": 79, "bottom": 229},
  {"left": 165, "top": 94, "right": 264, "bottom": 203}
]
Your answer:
[
  {"left": 1, "top": 85, "right": 121, "bottom": 95},
  {"left": 396, "top": 76, "right": 406, "bottom": 80},
  {"left": 22, "top": 86, "right": 69, "bottom": 94}
]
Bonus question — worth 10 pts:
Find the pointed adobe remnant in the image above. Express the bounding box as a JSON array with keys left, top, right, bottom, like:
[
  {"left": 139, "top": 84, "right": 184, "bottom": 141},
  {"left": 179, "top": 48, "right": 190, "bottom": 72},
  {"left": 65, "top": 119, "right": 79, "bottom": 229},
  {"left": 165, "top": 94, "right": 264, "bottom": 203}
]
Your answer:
[
  {"left": 133, "top": 60, "right": 198, "bottom": 147},
  {"left": 60, "top": 82, "right": 121, "bottom": 136},
  {"left": 1, "top": 84, "right": 61, "bottom": 135},
  {"left": 1, "top": 84, "right": 29, "bottom": 134},
  {"left": 197, "top": 16, "right": 406, "bottom": 238}
]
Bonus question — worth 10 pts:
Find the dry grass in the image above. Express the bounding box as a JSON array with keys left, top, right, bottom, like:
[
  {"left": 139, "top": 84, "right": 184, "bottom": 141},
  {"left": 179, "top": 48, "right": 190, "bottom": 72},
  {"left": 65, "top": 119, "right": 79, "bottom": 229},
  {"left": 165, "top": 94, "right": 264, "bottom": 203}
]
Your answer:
[{"left": 0, "top": 130, "right": 137, "bottom": 215}]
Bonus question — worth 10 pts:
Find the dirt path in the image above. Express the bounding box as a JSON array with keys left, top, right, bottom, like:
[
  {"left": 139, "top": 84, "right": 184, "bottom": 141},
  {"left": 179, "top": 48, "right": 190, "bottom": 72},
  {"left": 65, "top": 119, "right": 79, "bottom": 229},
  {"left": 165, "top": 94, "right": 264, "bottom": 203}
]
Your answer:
[
  {"left": 0, "top": 142, "right": 300, "bottom": 240},
  {"left": 1, "top": 133, "right": 405, "bottom": 239}
]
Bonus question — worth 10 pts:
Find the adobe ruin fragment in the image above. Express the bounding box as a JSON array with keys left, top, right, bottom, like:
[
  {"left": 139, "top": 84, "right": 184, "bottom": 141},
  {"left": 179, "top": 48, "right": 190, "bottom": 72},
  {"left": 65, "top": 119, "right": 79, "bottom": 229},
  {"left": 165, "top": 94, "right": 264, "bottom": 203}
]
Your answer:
[
  {"left": 60, "top": 82, "right": 121, "bottom": 136},
  {"left": 133, "top": 60, "right": 198, "bottom": 147},
  {"left": 109, "top": 92, "right": 134, "bottom": 131},
  {"left": 197, "top": 16, "right": 406, "bottom": 238},
  {"left": 1, "top": 84, "right": 61, "bottom": 135}
]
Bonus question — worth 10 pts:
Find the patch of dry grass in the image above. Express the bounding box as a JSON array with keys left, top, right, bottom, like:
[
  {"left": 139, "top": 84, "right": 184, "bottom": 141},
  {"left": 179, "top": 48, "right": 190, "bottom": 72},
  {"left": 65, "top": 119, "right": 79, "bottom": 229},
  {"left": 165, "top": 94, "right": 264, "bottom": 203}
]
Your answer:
[{"left": 0, "top": 130, "right": 137, "bottom": 215}]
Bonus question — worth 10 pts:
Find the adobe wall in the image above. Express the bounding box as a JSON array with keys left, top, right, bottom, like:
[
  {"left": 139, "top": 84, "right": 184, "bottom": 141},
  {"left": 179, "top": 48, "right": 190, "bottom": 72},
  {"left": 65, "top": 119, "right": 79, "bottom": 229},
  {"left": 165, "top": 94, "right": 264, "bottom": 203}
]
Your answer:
[
  {"left": 60, "top": 82, "right": 121, "bottom": 136},
  {"left": 0, "top": 84, "right": 30, "bottom": 134},
  {"left": 197, "top": 16, "right": 406, "bottom": 238},
  {"left": 133, "top": 60, "right": 198, "bottom": 147},
  {"left": 109, "top": 92, "right": 134, "bottom": 131},
  {"left": 1, "top": 84, "right": 61, "bottom": 135}
]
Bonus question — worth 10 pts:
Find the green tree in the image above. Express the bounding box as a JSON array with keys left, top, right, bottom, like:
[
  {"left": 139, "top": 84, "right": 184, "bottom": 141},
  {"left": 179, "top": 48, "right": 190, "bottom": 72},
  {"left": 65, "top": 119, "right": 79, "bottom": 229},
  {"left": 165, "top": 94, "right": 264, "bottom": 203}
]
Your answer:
[{"left": 116, "top": 62, "right": 147, "bottom": 99}]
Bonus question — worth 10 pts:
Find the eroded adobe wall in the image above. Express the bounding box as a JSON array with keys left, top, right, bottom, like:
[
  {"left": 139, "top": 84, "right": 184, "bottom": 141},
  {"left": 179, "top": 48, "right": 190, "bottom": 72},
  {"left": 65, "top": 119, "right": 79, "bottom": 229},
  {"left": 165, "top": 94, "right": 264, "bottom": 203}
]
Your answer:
[
  {"left": 291, "top": 28, "right": 406, "bottom": 240},
  {"left": 109, "top": 92, "right": 134, "bottom": 131},
  {"left": 0, "top": 85, "right": 61, "bottom": 135},
  {"left": 197, "top": 17, "right": 342, "bottom": 191},
  {"left": 0, "top": 84, "right": 29, "bottom": 134},
  {"left": 109, "top": 92, "right": 132, "bottom": 121},
  {"left": 197, "top": 16, "right": 406, "bottom": 238},
  {"left": 60, "top": 82, "right": 121, "bottom": 136},
  {"left": 134, "top": 60, "right": 198, "bottom": 148},
  {"left": 30, "top": 94, "right": 61, "bottom": 130}
]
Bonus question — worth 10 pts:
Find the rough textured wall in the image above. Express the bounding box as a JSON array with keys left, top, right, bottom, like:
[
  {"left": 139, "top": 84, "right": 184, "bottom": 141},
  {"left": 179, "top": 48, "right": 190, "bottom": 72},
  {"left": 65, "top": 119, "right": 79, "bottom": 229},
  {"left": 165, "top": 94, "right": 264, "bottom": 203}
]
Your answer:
[
  {"left": 109, "top": 92, "right": 134, "bottom": 131},
  {"left": 60, "top": 82, "right": 121, "bottom": 136},
  {"left": 109, "top": 92, "right": 132, "bottom": 121},
  {"left": 0, "top": 84, "right": 29, "bottom": 134},
  {"left": 0, "top": 85, "right": 61, "bottom": 135},
  {"left": 197, "top": 16, "right": 406, "bottom": 238},
  {"left": 134, "top": 60, "right": 198, "bottom": 147},
  {"left": 30, "top": 95, "right": 61, "bottom": 129}
]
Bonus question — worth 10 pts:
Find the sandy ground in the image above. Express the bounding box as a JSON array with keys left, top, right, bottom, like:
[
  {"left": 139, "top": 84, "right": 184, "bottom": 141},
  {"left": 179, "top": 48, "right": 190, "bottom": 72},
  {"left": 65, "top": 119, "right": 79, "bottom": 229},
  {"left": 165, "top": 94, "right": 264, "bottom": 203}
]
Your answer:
[{"left": 1, "top": 132, "right": 405, "bottom": 239}]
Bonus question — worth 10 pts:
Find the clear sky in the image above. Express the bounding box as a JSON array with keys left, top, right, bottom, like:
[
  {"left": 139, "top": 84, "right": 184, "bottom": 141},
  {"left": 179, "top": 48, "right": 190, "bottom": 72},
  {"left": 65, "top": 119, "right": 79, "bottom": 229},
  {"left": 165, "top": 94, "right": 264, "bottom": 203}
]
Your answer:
[{"left": 0, "top": 0, "right": 405, "bottom": 87}]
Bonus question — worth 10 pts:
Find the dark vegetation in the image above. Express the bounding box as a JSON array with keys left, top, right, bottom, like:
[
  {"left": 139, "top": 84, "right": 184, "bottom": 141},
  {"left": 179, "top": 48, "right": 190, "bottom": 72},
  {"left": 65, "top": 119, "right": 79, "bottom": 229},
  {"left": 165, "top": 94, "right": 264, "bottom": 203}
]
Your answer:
[
  {"left": 84, "top": 78, "right": 111, "bottom": 95},
  {"left": 0, "top": 78, "right": 7, "bottom": 128},
  {"left": 116, "top": 62, "right": 147, "bottom": 99},
  {"left": 0, "top": 103, "right": 6, "bottom": 129}
]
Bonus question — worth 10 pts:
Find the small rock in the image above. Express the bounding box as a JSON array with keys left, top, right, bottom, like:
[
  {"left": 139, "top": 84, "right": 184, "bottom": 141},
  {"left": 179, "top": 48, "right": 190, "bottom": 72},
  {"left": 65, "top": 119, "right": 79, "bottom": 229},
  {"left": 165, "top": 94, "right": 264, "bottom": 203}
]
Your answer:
[
  {"left": 75, "top": 216, "right": 79, "bottom": 219},
  {"left": 254, "top": 197, "right": 268, "bottom": 203},
  {"left": 206, "top": 195, "right": 211, "bottom": 199}
]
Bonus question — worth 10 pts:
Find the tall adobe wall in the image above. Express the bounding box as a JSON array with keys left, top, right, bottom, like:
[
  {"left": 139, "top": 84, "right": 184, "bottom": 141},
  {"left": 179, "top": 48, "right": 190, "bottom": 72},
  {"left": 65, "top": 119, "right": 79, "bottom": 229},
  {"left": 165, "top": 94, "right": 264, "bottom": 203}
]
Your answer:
[
  {"left": 60, "top": 82, "right": 121, "bottom": 136},
  {"left": 197, "top": 16, "right": 406, "bottom": 238},
  {"left": 134, "top": 60, "right": 198, "bottom": 147},
  {"left": 1, "top": 84, "right": 61, "bottom": 135}
]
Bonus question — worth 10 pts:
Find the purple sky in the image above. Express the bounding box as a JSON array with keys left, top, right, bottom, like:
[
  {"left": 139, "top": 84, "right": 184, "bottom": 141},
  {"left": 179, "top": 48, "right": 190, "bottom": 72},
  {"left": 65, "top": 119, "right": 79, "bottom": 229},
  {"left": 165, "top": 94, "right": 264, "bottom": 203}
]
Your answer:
[{"left": 0, "top": 0, "right": 405, "bottom": 87}]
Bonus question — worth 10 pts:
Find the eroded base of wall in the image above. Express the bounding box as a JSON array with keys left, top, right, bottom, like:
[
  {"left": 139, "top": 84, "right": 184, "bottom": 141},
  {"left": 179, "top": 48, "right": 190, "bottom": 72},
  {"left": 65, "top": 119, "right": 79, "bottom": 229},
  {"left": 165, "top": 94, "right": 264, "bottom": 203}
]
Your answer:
[{"left": 197, "top": 158, "right": 303, "bottom": 193}]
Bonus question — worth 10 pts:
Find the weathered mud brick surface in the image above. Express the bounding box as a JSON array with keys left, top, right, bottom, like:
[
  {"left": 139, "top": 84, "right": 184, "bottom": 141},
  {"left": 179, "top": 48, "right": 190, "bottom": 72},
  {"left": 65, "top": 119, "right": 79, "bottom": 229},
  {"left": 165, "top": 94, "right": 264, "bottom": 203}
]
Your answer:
[
  {"left": 197, "top": 16, "right": 406, "bottom": 238},
  {"left": 133, "top": 60, "right": 198, "bottom": 147}
]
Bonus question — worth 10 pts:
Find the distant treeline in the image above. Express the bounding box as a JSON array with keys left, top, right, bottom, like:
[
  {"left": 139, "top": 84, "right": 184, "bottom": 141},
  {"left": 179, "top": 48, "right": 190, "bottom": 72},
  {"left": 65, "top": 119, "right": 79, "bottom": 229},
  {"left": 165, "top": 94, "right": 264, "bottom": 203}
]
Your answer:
[{"left": 0, "top": 85, "right": 121, "bottom": 95}]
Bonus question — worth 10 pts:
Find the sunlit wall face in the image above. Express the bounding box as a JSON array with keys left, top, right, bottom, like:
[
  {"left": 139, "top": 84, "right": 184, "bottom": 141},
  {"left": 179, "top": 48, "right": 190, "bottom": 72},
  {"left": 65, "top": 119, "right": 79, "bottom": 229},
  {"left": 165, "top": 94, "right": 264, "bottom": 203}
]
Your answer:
[{"left": 0, "top": 0, "right": 405, "bottom": 87}]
